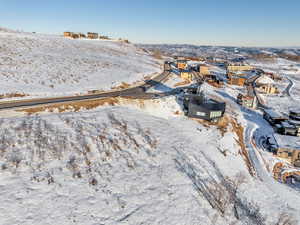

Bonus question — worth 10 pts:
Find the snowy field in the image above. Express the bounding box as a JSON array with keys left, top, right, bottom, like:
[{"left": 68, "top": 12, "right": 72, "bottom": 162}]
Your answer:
[{"left": 0, "top": 29, "right": 161, "bottom": 99}]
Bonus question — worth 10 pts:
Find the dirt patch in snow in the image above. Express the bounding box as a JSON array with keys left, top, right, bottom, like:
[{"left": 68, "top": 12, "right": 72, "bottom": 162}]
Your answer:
[
  {"left": 193, "top": 116, "right": 230, "bottom": 134},
  {"left": 112, "top": 82, "right": 131, "bottom": 90},
  {"left": 0, "top": 92, "right": 28, "bottom": 99},
  {"left": 231, "top": 119, "right": 256, "bottom": 177},
  {"left": 174, "top": 80, "right": 191, "bottom": 87},
  {"left": 195, "top": 115, "right": 256, "bottom": 176},
  {"left": 206, "top": 80, "right": 223, "bottom": 88},
  {"left": 18, "top": 97, "right": 120, "bottom": 115}
]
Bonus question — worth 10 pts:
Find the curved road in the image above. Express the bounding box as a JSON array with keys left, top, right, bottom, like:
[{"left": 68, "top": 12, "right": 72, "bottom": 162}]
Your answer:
[
  {"left": 0, "top": 71, "right": 174, "bottom": 111},
  {"left": 283, "top": 76, "right": 294, "bottom": 98}
]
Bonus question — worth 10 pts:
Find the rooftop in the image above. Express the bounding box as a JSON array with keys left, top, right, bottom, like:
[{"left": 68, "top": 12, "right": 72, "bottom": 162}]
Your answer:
[
  {"left": 264, "top": 109, "right": 286, "bottom": 119},
  {"left": 273, "top": 134, "right": 300, "bottom": 150}
]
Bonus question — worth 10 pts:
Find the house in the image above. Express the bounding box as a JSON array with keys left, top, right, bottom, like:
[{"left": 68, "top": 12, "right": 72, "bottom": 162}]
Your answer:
[
  {"left": 269, "top": 134, "right": 300, "bottom": 167},
  {"left": 256, "top": 75, "right": 278, "bottom": 94},
  {"left": 227, "top": 72, "right": 248, "bottom": 86},
  {"left": 256, "top": 83, "right": 278, "bottom": 94},
  {"left": 71, "top": 33, "right": 80, "bottom": 39},
  {"left": 263, "top": 109, "right": 288, "bottom": 126},
  {"left": 87, "top": 32, "right": 99, "bottom": 39},
  {"left": 275, "top": 121, "right": 298, "bottom": 136},
  {"left": 100, "top": 35, "right": 109, "bottom": 40},
  {"left": 64, "top": 32, "right": 73, "bottom": 37},
  {"left": 205, "top": 74, "right": 224, "bottom": 87},
  {"left": 199, "top": 64, "right": 210, "bottom": 75},
  {"left": 164, "top": 61, "right": 172, "bottom": 72},
  {"left": 288, "top": 120, "right": 300, "bottom": 136},
  {"left": 237, "top": 93, "right": 257, "bottom": 109},
  {"left": 79, "top": 33, "right": 86, "bottom": 38},
  {"left": 264, "top": 72, "right": 281, "bottom": 81},
  {"left": 183, "top": 92, "right": 226, "bottom": 122},
  {"left": 289, "top": 109, "right": 300, "bottom": 121},
  {"left": 176, "top": 60, "right": 188, "bottom": 70},
  {"left": 180, "top": 70, "right": 193, "bottom": 80},
  {"left": 227, "top": 70, "right": 254, "bottom": 86},
  {"left": 226, "top": 64, "right": 253, "bottom": 73}
]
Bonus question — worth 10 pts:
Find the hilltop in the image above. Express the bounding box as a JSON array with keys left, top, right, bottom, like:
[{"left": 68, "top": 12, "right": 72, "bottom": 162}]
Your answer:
[{"left": 0, "top": 28, "right": 160, "bottom": 99}]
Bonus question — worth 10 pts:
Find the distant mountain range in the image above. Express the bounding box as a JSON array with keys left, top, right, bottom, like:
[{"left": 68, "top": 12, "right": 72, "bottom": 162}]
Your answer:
[{"left": 138, "top": 44, "right": 300, "bottom": 59}]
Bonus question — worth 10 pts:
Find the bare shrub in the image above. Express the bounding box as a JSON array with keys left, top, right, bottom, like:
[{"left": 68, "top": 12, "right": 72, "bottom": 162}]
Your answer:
[
  {"left": 89, "top": 177, "right": 98, "bottom": 186},
  {"left": 1, "top": 163, "right": 7, "bottom": 170},
  {"left": 152, "top": 50, "right": 163, "bottom": 59},
  {"left": 275, "top": 213, "right": 298, "bottom": 225}
]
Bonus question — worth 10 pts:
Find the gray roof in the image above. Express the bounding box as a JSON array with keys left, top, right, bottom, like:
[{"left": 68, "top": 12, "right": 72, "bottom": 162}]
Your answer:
[
  {"left": 289, "top": 120, "right": 300, "bottom": 127},
  {"left": 289, "top": 107, "right": 300, "bottom": 113},
  {"left": 273, "top": 134, "right": 300, "bottom": 150},
  {"left": 264, "top": 109, "right": 284, "bottom": 119},
  {"left": 281, "top": 121, "right": 296, "bottom": 129}
]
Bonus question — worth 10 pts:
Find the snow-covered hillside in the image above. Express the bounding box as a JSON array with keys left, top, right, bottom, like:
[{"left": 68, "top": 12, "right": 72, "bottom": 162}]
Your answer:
[
  {"left": 1, "top": 28, "right": 300, "bottom": 224},
  {"left": 0, "top": 29, "right": 161, "bottom": 99},
  {"left": 0, "top": 99, "right": 299, "bottom": 225}
]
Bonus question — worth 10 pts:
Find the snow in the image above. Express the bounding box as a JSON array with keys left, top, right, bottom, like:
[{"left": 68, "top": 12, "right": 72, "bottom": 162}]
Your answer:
[
  {"left": 0, "top": 94, "right": 299, "bottom": 224},
  {"left": 256, "top": 75, "right": 274, "bottom": 85},
  {"left": 0, "top": 29, "right": 161, "bottom": 99},
  {"left": 1, "top": 33, "right": 300, "bottom": 224},
  {"left": 0, "top": 106, "right": 239, "bottom": 224},
  {"left": 273, "top": 134, "right": 300, "bottom": 150},
  {"left": 251, "top": 58, "right": 300, "bottom": 113}
]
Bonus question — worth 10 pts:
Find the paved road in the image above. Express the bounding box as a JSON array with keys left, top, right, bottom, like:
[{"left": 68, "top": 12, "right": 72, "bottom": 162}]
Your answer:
[
  {"left": 283, "top": 76, "right": 294, "bottom": 98},
  {"left": 0, "top": 71, "right": 173, "bottom": 110}
]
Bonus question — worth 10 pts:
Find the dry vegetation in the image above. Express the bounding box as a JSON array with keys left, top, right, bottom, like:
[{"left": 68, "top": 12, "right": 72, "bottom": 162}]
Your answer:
[
  {"left": 206, "top": 80, "right": 223, "bottom": 88},
  {"left": 196, "top": 115, "right": 256, "bottom": 177},
  {"left": 231, "top": 119, "right": 256, "bottom": 177},
  {"left": 152, "top": 50, "right": 163, "bottom": 60},
  {"left": 251, "top": 53, "right": 277, "bottom": 62},
  {"left": 175, "top": 148, "right": 266, "bottom": 225},
  {"left": 0, "top": 92, "right": 27, "bottom": 99},
  {"left": 112, "top": 82, "right": 131, "bottom": 90},
  {"left": 174, "top": 80, "right": 192, "bottom": 87},
  {"left": 18, "top": 98, "right": 120, "bottom": 115},
  {"left": 278, "top": 53, "right": 300, "bottom": 62}
]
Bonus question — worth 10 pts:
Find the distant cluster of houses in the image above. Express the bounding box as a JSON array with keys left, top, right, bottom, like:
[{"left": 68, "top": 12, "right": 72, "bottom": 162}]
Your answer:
[
  {"left": 63, "top": 31, "right": 109, "bottom": 40},
  {"left": 264, "top": 108, "right": 300, "bottom": 168},
  {"left": 170, "top": 58, "right": 212, "bottom": 82},
  {"left": 164, "top": 59, "right": 226, "bottom": 122}
]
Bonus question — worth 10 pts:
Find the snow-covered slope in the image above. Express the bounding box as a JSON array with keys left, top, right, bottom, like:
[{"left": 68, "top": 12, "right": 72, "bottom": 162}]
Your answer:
[
  {"left": 0, "top": 29, "right": 160, "bottom": 98},
  {"left": 0, "top": 104, "right": 299, "bottom": 225}
]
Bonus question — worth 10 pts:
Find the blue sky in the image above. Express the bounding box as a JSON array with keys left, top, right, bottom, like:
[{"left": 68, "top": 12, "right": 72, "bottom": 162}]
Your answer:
[{"left": 1, "top": 0, "right": 299, "bottom": 46}]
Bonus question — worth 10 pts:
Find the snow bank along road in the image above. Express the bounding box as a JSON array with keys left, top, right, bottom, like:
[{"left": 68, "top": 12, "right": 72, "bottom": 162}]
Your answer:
[{"left": 0, "top": 71, "right": 173, "bottom": 111}]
